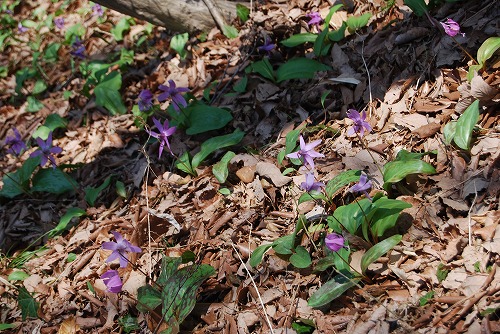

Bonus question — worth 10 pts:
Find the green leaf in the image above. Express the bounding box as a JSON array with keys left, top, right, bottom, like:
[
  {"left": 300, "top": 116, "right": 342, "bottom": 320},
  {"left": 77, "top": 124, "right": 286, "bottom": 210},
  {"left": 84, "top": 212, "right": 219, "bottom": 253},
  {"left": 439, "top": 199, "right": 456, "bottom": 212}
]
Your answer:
[
  {"left": 476, "top": 37, "right": 500, "bottom": 65},
  {"left": 298, "top": 192, "right": 327, "bottom": 205},
  {"left": 43, "top": 42, "right": 60, "bottom": 62},
  {"left": 383, "top": 160, "right": 436, "bottom": 184},
  {"left": 276, "top": 58, "right": 331, "bottom": 83},
  {"left": 175, "top": 152, "right": 195, "bottom": 176},
  {"left": 330, "top": 198, "right": 372, "bottom": 234},
  {"left": 233, "top": 76, "right": 247, "bottom": 93},
  {"left": 323, "top": 4, "right": 344, "bottom": 29},
  {"left": 8, "top": 271, "right": 29, "bottom": 281},
  {"left": 191, "top": 129, "right": 244, "bottom": 169},
  {"left": 170, "top": 32, "right": 189, "bottom": 59},
  {"left": 272, "top": 234, "right": 295, "bottom": 255},
  {"left": 65, "top": 23, "right": 85, "bottom": 43},
  {"left": 119, "top": 314, "right": 140, "bottom": 333},
  {"left": 32, "top": 80, "right": 47, "bottom": 94},
  {"left": 370, "top": 197, "right": 411, "bottom": 237},
  {"left": 395, "top": 149, "right": 435, "bottom": 161},
  {"left": 308, "top": 273, "right": 359, "bottom": 308},
  {"left": 403, "top": 0, "right": 428, "bottom": 16},
  {"left": 27, "top": 96, "right": 44, "bottom": 112},
  {"left": 117, "top": 48, "right": 134, "bottom": 66},
  {"left": 328, "top": 22, "right": 347, "bottom": 42},
  {"left": 47, "top": 207, "right": 86, "bottom": 238},
  {"left": 443, "top": 121, "right": 457, "bottom": 145},
  {"left": 0, "top": 157, "right": 39, "bottom": 198},
  {"left": 281, "top": 33, "right": 318, "bottom": 47},
  {"left": 346, "top": 13, "right": 371, "bottom": 34},
  {"left": 325, "top": 169, "right": 361, "bottom": 199},
  {"left": 454, "top": 99, "right": 479, "bottom": 150},
  {"left": 18, "top": 287, "right": 39, "bottom": 320},
  {"left": 116, "top": 180, "right": 126, "bottom": 198},
  {"left": 137, "top": 284, "right": 162, "bottom": 312},
  {"left": 31, "top": 169, "right": 77, "bottom": 195},
  {"left": 419, "top": 291, "right": 434, "bottom": 306},
  {"left": 212, "top": 151, "right": 236, "bottom": 183},
  {"left": 236, "top": 4, "right": 250, "bottom": 22},
  {"left": 361, "top": 234, "right": 402, "bottom": 274},
  {"left": 282, "top": 167, "right": 295, "bottom": 176},
  {"left": 247, "top": 58, "right": 275, "bottom": 82},
  {"left": 111, "top": 17, "right": 131, "bottom": 41},
  {"left": 218, "top": 188, "right": 231, "bottom": 195},
  {"left": 185, "top": 102, "right": 233, "bottom": 135},
  {"left": 222, "top": 25, "right": 239, "bottom": 39},
  {"left": 290, "top": 246, "right": 312, "bottom": 268},
  {"left": 313, "top": 25, "right": 330, "bottom": 57},
  {"left": 32, "top": 126, "right": 51, "bottom": 140},
  {"left": 436, "top": 263, "right": 449, "bottom": 282},
  {"left": 320, "top": 90, "right": 331, "bottom": 108},
  {"left": 0, "top": 324, "right": 17, "bottom": 330},
  {"left": 44, "top": 114, "right": 68, "bottom": 131},
  {"left": 94, "top": 72, "right": 127, "bottom": 115},
  {"left": 250, "top": 244, "right": 273, "bottom": 267},
  {"left": 66, "top": 253, "right": 76, "bottom": 262},
  {"left": 84, "top": 175, "right": 113, "bottom": 206},
  {"left": 278, "top": 127, "right": 303, "bottom": 165}
]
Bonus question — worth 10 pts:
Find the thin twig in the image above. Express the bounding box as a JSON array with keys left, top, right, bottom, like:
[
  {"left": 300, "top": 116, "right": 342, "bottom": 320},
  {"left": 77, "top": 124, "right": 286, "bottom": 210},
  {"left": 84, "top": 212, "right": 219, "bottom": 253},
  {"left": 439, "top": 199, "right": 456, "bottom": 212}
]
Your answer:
[
  {"left": 202, "top": 0, "right": 227, "bottom": 31},
  {"left": 467, "top": 180, "right": 478, "bottom": 246}
]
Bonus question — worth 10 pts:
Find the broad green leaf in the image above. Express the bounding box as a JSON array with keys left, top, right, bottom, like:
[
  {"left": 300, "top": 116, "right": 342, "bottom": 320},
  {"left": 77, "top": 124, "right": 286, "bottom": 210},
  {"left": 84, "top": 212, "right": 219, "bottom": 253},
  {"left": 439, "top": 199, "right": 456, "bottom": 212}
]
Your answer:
[
  {"left": 298, "top": 192, "right": 327, "bottom": 205},
  {"left": 346, "top": 13, "right": 371, "bottom": 33},
  {"left": 328, "top": 22, "right": 347, "bottom": 42},
  {"left": 290, "top": 246, "right": 312, "bottom": 268},
  {"left": 250, "top": 243, "right": 273, "bottom": 267},
  {"left": 18, "top": 287, "right": 39, "bottom": 320},
  {"left": 27, "top": 96, "right": 44, "bottom": 112},
  {"left": 47, "top": 207, "right": 86, "bottom": 238},
  {"left": 32, "top": 80, "right": 47, "bottom": 94},
  {"left": 44, "top": 114, "right": 68, "bottom": 131},
  {"left": 313, "top": 25, "right": 330, "bottom": 57},
  {"left": 32, "top": 126, "right": 51, "bottom": 140},
  {"left": 8, "top": 271, "right": 29, "bottom": 281},
  {"left": 419, "top": 291, "right": 435, "bottom": 306},
  {"left": 436, "top": 263, "right": 449, "bottom": 282},
  {"left": 175, "top": 152, "right": 195, "bottom": 176},
  {"left": 65, "top": 23, "right": 85, "bottom": 43},
  {"left": 233, "top": 76, "right": 247, "bottom": 93},
  {"left": 272, "top": 234, "right": 295, "bottom": 255},
  {"left": 467, "top": 64, "right": 482, "bottom": 82},
  {"left": 116, "top": 180, "right": 126, "bottom": 198},
  {"left": 281, "top": 33, "right": 318, "bottom": 47},
  {"left": 443, "top": 121, "right": 457, "bottom": 145},
  {"left": 278, "top": 127, "right": 303, "bottom": 165},
  {"left": 325, "top": 169, "right": 361, "bottom": 199},
  {"left": 84, "top": 175, "right": 113, "bottom": 206},
  {"left": 158, "top": 256, "right": 183, "bottom": 286},
  {"left": 117, "top": 48, "right": 134, "bottom": 66},
  {"left": 111, "top": 17, "right": 131, "bottom": 41},
  {"left": 67, "top": 253, "right": 76, "bottom": 262},
  {"left": 403, "top": 0, "right": 428, "bottom": 16},
  {"left": 136, "top": 285, "right": 162, "bottom": 312},
  {"left": 0, "top": 324, "right": 17, "bottom": 330},
  {"left": 94, "top": 72, "right": 127, "bottom": 115},
  {"left": 43, "top": 42, "right": 60, "bottom": 62},
  {"left": 219, "top": 188, "right": 231, "bottom": 195},
  {"left": 323, "top": 4, "right": 344, "bottom": 29},
  {"left": 222, "top": 25, "right": 239, "bottom": 39},
  {"left": 477, "top": 37, "right": 500, "bottom": 65},
  {"left": 395, "top": 149, "right": 436, "bottom": 161},
  {"left": 370, "top": 197, "right": 411, "bottom": 237},
  {"left": 212, "top": 151, "right": 236, "bottom": 183},
  {"left": 32, "top": 169, "right": 77, "bottom": 195},
  {"left": 0, "top": 157, "right": 40, "bottom": 198},
  {"left": 170, "top": 32, "right": 189, "bottom": 59},
  {"left": 308, "top": 273, "right": 359, "bottom": 307},
  {"left": 247, "top": 58, "right": 275, "bottom": 82},
  {"left": 282, "top": 167, "right": 295, "bottom": 176},
  {"left": 361, "top": 234, "right": 402, "bottom": 274},
  {"left": 276, "top": 58, "right": 331, "bottom": 83},
  {"left": 454, "top": 99, "right": 479, "bottom": 150},
  {"left": 191, "top": 129, "right": 244, "bottom": 169},
  {"left": 236, "top": 4, "right": 250, "bottom": 22},
  {"left": 185, "top": 103, "right": 233, "bottom": 135},
  {"left": 331, "top": 198, "right": 372, "bottom": 234},
  {"left": 383, "top": 160, "right": 436, "bottom": 184}
]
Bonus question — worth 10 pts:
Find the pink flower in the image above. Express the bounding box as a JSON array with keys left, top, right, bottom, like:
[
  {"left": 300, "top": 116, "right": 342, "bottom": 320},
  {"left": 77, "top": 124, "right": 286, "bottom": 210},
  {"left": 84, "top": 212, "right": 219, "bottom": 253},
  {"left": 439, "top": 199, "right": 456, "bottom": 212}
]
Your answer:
[
  {"left": 158, "top": 80, "right": 189, "bottom": 112},
  {"left": 286, "top": 135, "right": 324, "bottom": 169},
  {"left": 101, "top": 270, "right": 122, "bottom": 293},
  {"left": 146, "top": 117, "right": 177, "bottom": 158},
  {"left": 306, "top": 12, "right": 323, "bottom": 30},
  {"left": 102, "top": 231, "right": 141, "bottom": 268},
  {"left": 300, "top": 172, "right": 325, "bottom": 192},
  {"left": 440, "top": 18, "right": 465, "bottom": 37},
  {"left": 347, "top": 109, "right": 372, "bottom": 137},
  {"left": 349, "top": 173, "right": 372, "bottom": 200},
  {"left": 325, "top": 233, "right": 345, "bottom": 252}
]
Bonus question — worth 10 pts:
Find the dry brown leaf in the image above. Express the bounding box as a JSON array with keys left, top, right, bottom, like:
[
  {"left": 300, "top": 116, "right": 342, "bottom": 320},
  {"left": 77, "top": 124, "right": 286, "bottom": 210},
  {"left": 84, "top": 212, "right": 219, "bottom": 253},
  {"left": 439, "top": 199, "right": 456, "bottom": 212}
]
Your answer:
[{"left": 58, "top": 316, "right": 80, "bottom": 334}]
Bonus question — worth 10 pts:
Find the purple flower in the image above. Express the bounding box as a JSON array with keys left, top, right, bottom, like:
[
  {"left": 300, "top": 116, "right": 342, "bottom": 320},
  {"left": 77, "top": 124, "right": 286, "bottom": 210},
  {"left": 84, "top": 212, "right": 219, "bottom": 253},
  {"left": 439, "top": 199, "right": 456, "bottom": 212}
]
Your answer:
[
  {"left": 325, "top": 233, "right": 345, "bottom": 252},
  {"left": 257, "top": 36, "right": 275, "bottom": 55},
  {"left": 100, "top": 270, "right": 122, "bottom": 293},
  {"left": 349, "top": 173, "right": 372, "bottom": 199},
  {"left": 5, "top": 128, "right": 26, "bottom": 156},
  {"left": 440, "top": 18, "right": 464, "bottom": 37},
  {"left": 286, "top": 135, "right": 324, "bottom": 170},
  {"left": 347, "top": 109, "right": 372, "bottom": 137},
  {"left": 70, "top": 37, "right": 86, "bottom": 59},
  {"left": 92, "top": 4, "right": 104, "bottom": 17},
  {"left": 17, "top": 23, "right": 28, "bottom": 34},
  {"left": 147, "top": 118, "right": 177, "bottom": 158},
  {"left": 54, "top": 17, "right": 64, "bottom": 29},
  {"left": 30, "top": 132, "right": 62, "bottom": 168},
  {"left": 306, "top": 12, "right": 323, "bottom": 30},
  {"left": 102, "top": 231, "right": 141, "bottom": 268},
  {"left": 157, "top": 80, "right": 189, "bottom": 112},
  {"left": 138, "top": 89, "right": 154, "bottom": 112},
  {"left": 300, "top": 172, "right": 325, "bottom": 192}
]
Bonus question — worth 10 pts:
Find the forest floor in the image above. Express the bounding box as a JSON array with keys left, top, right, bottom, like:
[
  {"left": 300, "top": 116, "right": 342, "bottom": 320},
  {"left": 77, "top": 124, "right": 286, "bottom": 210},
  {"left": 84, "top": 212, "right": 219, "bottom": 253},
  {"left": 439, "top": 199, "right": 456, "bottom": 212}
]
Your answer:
[{"left": 0, "top": 0, "right": 499, "bottom": 333}]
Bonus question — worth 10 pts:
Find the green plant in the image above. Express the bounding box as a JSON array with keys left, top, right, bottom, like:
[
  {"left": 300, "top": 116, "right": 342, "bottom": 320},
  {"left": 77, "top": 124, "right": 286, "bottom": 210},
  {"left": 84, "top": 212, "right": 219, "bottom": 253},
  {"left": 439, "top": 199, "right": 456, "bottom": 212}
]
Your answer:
[{"left": 443, "top": 99, "right": 480, "bottom": 150}]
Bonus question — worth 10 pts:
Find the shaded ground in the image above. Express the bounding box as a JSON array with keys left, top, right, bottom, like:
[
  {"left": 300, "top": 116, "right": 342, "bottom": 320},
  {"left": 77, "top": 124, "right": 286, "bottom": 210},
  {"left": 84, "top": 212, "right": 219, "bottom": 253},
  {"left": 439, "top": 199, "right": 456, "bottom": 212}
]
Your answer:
[{"left": 0, "top": 0, "right": 499, "bottom": 333}]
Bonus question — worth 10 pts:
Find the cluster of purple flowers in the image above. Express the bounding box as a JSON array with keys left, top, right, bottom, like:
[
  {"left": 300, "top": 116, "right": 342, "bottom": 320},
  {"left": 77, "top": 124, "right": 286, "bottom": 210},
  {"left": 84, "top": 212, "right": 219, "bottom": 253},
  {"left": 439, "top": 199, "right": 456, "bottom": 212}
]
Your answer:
[{"left": 100, "top": 231, "right": 141, "bottom": 293}]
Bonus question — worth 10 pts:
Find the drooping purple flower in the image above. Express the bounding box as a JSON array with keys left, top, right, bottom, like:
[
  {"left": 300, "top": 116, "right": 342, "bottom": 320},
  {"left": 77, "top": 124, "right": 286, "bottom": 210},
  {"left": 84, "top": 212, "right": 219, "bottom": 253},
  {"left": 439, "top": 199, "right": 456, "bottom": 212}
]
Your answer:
[
  {"left": 300, "top": 172, "right": 325, "bottom": 192},
  {"left": 347, "top": 109, "right": 372, "bottom": 137},
  {"left": 102, "top": 231, "right": 141, "bottom": 268},
  {"left": 54, "top": 17, "right": 65, "bottom": 29},
  {"left": 257, "top": 36, "right": 275, "bottom": 56},
  {"left": 17, "top": 23, "right": 28, "bottom": 34},
  {"left": 286, "top": 135, "right": 324, "bottom": 170},
  {"left": 325, "top": 233, "right": 345, "bottom": 252},
  {"left": 100, "top": 270, "right": 122, "bottom": 293},
  {"left": 5, "top": 128, "right": 27, "bottom": 156},
  {"left": 306, "top": 12, "right": 323, "bottom": 30},
  {"left": 157, "top": 80, "right": 189, "bottom": 112},
  {"left": 146, "top": 118, "right": 177, "bottom": 158},
  {"left": 70, "top": 37, "right": 86, "bottom": 59},
  {"left": 138, "top": 89, "right": 154, "bottom": 112},
  {"left": 440, "top": 18, "right": 464, "bottom": 37},
  {"left": 92, "top": 4, "right": 104, "bottom": 17},
  {"left": 349, "top": 173, "right": 372, "bottom": 200},
  {"left": 30, "top": 132, "right": 63, "bottom": 168}
]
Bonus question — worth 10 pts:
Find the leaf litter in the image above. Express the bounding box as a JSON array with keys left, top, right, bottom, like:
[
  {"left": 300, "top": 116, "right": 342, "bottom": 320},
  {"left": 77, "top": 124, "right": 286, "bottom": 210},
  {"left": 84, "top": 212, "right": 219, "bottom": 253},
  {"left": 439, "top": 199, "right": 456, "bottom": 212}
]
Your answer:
[{"left": 0, "top": 0, "right": 499, "bottom": 333}]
